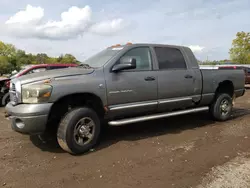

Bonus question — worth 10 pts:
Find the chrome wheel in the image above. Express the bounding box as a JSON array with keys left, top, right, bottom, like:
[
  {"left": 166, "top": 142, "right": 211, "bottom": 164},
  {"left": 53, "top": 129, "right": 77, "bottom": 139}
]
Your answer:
[
  {"left": 220, "top": 99, "right": 230, "bottom": 116},
  {"left": 73, "top": 117, "right": 95, "bottom": 146}
]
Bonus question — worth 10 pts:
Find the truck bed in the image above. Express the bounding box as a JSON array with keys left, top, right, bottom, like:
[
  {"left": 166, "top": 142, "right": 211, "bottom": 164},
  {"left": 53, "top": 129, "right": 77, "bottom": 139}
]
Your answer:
[{"left": 200, "top": 69, "right": 245, "bottom": 105}]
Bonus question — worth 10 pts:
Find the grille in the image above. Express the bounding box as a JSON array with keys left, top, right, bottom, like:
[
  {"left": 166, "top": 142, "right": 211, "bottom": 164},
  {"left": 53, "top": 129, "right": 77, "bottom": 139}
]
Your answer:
[
  {"left": 10, "top": 83, "right": 18, "bottom": 104},
  {"left": 12, "top": 83, "right": 16, "bottom": 91}
]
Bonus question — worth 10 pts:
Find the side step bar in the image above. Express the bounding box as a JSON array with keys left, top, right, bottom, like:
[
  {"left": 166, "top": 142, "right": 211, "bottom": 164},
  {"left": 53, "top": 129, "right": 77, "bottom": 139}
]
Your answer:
[{"left": 108, "top": 106, "right": 209, "bottom": 126}]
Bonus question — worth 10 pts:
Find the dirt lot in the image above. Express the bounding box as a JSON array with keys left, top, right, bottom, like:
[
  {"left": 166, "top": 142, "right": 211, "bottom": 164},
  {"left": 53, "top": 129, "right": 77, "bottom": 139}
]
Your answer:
[{"left": 1, "top": 91, "right": 250, "bottom": 188}]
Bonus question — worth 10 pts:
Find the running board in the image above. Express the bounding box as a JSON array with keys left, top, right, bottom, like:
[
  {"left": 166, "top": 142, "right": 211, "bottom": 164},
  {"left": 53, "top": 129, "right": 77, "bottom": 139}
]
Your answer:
[{"left": 108, "top": 106, "right": 209, "bottom": 126}]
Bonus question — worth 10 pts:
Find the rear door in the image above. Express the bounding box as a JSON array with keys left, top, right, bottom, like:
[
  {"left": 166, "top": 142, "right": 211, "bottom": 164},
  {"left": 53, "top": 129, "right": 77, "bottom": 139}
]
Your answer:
[{"left": 153, "top": 46, "right": 196, "bottom": 111}]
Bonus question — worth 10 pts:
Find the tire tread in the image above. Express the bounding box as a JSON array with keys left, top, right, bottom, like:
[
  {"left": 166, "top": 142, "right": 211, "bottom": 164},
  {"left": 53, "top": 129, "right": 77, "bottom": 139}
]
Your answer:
[
  {"left": 57, "top": 107, "right": 100, "bottom": 155},
  {"left": 209, "top": 93, "right": 232, "bottom": 121}
]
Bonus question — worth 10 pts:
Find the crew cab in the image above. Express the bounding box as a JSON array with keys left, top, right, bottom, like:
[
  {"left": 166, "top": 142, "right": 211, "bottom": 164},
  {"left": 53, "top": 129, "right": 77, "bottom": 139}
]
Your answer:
[{"left": 5, "top": 43, "right": 245, "bottom": 155}]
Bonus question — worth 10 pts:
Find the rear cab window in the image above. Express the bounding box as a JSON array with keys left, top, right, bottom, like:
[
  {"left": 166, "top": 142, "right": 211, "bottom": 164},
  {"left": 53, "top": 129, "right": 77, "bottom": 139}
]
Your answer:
[{"left": 153, "top": 46, "right": 187, "bottom": 70}]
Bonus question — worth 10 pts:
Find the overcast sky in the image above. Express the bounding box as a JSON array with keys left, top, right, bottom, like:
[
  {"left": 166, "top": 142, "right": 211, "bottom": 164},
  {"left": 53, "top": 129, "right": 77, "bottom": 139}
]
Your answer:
[{"left": 0, "top": 0, "right": 249, "bottom": 61}]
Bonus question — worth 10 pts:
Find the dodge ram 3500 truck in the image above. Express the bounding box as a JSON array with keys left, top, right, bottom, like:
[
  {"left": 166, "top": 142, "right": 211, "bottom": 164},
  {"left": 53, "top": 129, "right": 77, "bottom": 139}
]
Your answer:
[{"left": 5, "top": 43, "right": 245, "bottom": 155}]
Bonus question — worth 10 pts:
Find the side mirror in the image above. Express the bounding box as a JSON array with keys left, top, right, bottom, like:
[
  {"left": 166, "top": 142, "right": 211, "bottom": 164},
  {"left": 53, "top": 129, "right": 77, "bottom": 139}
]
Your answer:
[{"left": 112, "top": 57, "right": 136, "bottom": 72}]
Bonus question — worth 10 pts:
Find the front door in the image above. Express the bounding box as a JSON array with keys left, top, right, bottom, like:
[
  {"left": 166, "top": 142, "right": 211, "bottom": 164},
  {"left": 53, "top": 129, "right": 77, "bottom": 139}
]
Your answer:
[{"left": 105, "top": 47, "right": 158, "bottom": 118}]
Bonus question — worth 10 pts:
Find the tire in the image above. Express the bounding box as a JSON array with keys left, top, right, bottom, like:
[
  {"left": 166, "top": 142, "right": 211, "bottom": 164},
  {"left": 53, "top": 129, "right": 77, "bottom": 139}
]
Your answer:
[
  {"left": 209, "top": 93, "right": 233, "bottom": 121},
  {"left": 57, "top": 107, "right": 101, "bottom": 155},
  {"left": 1, "top": 92, "right": 10, "bottom": 106},
  {"left": 0, "top": 95, "right": 3, "bottom": 107}
]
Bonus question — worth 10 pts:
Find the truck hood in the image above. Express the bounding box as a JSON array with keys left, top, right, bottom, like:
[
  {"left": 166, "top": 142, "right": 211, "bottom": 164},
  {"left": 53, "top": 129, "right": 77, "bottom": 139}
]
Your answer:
[{"left": 13, "top": 67, "right": 95, "bottom": 85}]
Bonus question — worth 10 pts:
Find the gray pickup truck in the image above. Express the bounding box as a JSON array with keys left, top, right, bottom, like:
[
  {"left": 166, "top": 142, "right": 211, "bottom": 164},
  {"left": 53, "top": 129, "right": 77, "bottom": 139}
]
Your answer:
[{"left": 5, "top": 43, "right": 245, "bottom": 154}]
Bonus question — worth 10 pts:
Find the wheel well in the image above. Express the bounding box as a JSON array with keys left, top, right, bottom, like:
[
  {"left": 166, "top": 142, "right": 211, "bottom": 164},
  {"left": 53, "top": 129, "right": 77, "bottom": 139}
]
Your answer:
[
  {"left": 47, "top": 93, "right": 105, "bottom": 131},
  {"left": 215, "top": 80, "right": 234, "bottom": 97}
]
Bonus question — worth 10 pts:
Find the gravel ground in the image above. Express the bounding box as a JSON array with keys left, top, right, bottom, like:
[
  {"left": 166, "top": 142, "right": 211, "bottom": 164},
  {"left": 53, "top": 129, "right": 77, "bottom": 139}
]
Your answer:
[{"left": 1, "top": 91, "right": 250, "bottom": 188}]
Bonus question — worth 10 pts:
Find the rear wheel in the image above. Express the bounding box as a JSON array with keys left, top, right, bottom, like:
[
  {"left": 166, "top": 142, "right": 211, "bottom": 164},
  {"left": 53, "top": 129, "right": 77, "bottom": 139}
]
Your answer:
[
  {"left": 57, "top": 107, "right": 101, "bottom": 155},
  {"left": 209, "top": 93, "right": 233, "bottom": 121}
]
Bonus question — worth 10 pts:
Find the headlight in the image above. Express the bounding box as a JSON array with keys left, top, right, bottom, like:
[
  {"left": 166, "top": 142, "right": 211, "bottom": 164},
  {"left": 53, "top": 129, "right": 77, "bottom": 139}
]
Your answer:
[{"left": 22, "top": 84, "right": 53, "bottom": 103}]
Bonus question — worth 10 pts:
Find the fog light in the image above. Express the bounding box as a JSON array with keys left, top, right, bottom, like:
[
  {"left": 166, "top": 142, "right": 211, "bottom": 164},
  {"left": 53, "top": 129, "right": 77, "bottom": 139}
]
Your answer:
[{"left": 15, "top": 119, "right": 25, "bottom": 129}]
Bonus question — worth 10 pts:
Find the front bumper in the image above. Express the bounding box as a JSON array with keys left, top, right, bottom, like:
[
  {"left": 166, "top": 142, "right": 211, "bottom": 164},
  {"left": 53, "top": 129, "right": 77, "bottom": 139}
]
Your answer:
[{"left": 5, "top": 102, "right": 53, "bottom": 135}]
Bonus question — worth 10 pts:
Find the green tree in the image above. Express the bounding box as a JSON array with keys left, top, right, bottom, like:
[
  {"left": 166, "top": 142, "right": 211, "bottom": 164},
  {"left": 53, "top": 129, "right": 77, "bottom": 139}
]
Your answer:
[
  {"left": 36, "top": 53, "right": 49, "bottom": 64},
  {"left": 57, "top": 54, "right": 64, "bottom": 62},
  {"left": 14, "top": 50, "right": 32, "bottom": 69},
  {"left": 47, "top": 57, "right": 58, "bottom": 64},
  {"left": 0, "top": 41, "right": 17, "bottom": 74},
  {"left": 0, "top": 41, "right": 16, "bottom": 57},
  {"left": 0, "top": 56, "right": 10, "bottom": 75},
  {"left": 229, "top": 31, "right": 250, "bottom": 64},
  {"left": 59, "top": 54, "right": 78, "bottom": 64},
  {"left": 0, "top": 40, "right": 81, "bottom": 74},
  {"left": 27, "top": 53, "right": 36, "bottom": 62}
]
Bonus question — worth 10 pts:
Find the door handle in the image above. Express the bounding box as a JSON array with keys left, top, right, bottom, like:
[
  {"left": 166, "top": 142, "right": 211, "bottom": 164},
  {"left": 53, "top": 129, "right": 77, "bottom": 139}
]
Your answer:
[
  {"left": 144, "top": 76, "right": 155, "bottom": 81},
  {"left": 184, "top": 75, "right": 193, "bottom": 79}
]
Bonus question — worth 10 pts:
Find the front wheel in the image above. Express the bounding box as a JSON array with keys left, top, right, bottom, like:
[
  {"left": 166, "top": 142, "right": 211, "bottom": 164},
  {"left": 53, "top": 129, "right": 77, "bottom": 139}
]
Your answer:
[
  {"left": 57, "top": 107, "right": 101, "bottom": 155},
  {"left": 209, "top": 93, "right": 233, "bottom": 121}
]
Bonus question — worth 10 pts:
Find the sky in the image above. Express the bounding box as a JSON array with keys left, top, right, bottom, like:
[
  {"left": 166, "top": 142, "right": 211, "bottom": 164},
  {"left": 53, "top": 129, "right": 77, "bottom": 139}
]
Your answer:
[{"left": 0, "top": 0, "right": 249, "bottom": 61}]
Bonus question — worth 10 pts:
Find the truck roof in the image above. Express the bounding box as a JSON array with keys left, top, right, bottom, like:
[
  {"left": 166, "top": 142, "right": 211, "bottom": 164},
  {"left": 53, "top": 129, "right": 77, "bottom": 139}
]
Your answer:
[{"left": 107, "top": 43, "right": 188, "bottom": 49}]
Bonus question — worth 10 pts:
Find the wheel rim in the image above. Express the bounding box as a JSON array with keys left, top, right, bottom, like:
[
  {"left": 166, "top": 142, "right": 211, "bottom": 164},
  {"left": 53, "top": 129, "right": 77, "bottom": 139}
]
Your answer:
[
  {"left": 220, "top": 98, "right": 231, "bottom": 116},
  {"left": 73, "top": 117, "right": 95, "bottom": 146}
]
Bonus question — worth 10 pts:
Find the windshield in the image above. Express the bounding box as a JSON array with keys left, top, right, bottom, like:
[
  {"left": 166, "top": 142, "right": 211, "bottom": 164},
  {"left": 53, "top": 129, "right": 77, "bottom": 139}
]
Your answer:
[{"left": 80, "top": 47, "right": 123, "bottom": 68}]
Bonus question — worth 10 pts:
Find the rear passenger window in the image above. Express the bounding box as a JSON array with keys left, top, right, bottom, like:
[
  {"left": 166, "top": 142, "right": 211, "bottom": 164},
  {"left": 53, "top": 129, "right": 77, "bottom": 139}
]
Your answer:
[{"left": 154, "top": 47, "right": 187, "bottom": 70}]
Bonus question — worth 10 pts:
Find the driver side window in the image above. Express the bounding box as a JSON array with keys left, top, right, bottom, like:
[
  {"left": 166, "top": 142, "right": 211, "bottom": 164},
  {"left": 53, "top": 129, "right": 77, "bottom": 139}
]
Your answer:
[{"left": 119, "top": 47, "right": 152, "bottom": 71}]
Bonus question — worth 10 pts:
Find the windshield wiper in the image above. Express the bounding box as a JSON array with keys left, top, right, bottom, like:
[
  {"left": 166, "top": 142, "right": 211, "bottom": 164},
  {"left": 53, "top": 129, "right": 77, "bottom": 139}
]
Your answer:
[{"left": 77, "top": 63, "right": 93, "bottom": 69}]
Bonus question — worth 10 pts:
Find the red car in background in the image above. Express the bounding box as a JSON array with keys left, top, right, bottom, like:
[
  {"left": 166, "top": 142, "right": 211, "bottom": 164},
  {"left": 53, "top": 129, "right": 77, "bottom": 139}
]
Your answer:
[
  {"left": 242, "top": 67, "right": 250, "bottom": 84},
  {"left": 0, "top": 63, "right": 77, "bottom": 106}
]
